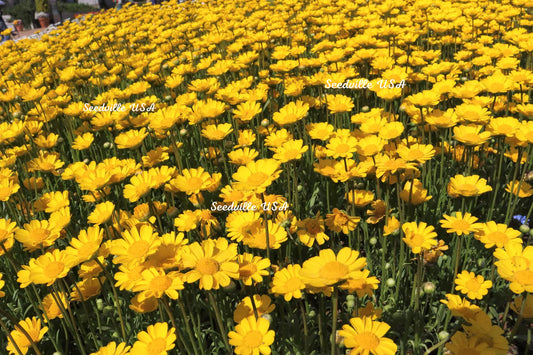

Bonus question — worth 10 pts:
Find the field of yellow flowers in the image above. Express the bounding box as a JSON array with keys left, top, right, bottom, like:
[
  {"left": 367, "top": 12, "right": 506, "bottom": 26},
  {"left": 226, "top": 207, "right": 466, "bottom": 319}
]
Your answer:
[{"left": 0, "top": 0, "right": 532, "bottom": 354}]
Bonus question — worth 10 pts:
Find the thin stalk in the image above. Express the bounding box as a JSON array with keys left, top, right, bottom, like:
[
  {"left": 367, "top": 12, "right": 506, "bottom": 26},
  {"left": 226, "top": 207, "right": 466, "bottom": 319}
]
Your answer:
[
  {"left": 161, "top": 298, "right": 192, "bottom": 355},
  {"left": 208, "top": 292, "right": 231, "bottom": 352},
  {"left": 509, "top": 293, "right": 529, "bottom": 339},
  {"left": 177, "top": 296, "right": 201, "bottom": 355},
  {"left": 94, "top": 257, "right": 127, "bottom": 341},
  {"left": 330, "top": 287, "right": 339, "bottom": 355},
  {"left": 299, "top": 299, "right": 309, "bottom": 355}
]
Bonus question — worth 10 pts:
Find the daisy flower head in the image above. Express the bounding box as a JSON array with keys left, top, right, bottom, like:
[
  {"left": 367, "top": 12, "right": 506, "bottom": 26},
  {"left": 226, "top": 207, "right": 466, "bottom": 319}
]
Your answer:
[
  {"left": 130, "top": 322, "right": 176, "bottom": 355},
  {"left": 339, "top": 317, "right": 397, "bottom": 355},
  {"left": 402, "top": 221, "right": 438, "bottom": 254},
  {"left": 270, "top": 264, "right": 305, "bottom": 301},
  {"left": 181, "top": 238, "right": 239, "bottom": 290},
  {"left": 300, "top": 247, "right": 367, "bottom": 288},
  {"left": 440, "top": 212, "right": 481, "bottom": 236},
  {"left": 455, "top": 270, "right": 492, "bottom": 300},
  {"left": 228, "top": 316, "right": 275, "bottom": 355}
]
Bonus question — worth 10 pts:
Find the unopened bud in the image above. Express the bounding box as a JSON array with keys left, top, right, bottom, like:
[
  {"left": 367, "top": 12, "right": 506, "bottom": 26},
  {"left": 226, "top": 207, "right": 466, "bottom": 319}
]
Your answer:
[
  {"left": 422, "top": 281, "right": 436, "bottom": 294},
  {"left": 438, "top": 331, "right": 449, "bottom": 341},
  {"left": 519, "top": 224, "right": 530, "bottom": 234},
  {"left": 261, "top": 119, "right": 269, "bottom": 127}
]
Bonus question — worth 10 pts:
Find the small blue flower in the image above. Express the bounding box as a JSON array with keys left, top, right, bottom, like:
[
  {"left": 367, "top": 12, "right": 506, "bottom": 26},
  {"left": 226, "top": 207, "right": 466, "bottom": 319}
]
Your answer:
[{"left": 513, "top": 215, "right": 529, "bottom": 225}]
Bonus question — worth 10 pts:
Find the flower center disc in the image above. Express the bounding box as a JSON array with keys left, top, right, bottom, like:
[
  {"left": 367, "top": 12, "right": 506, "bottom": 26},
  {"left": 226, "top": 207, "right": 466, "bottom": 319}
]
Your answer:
[
  {"left": 197, "top": 258, "right": 219, "bottom": 275},
  {"left": 354, "top": 331, "right": 380, "bottom": 350},
  {"left": 243, "top": 330, "right": 263, "bottom": 348}
]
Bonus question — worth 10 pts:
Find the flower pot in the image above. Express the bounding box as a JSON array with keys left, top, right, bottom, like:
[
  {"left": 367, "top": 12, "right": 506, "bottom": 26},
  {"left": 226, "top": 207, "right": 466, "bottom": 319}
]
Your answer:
[
  {"left": 38, "top": 17, "right": 50, "bottom": 28},
  {"left": 15, "top": 24, "right": 24, "bottom": 32}
]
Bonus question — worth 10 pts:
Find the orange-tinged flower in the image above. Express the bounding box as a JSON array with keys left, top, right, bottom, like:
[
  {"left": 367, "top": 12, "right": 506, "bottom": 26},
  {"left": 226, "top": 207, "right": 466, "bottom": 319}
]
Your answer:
[
  {"left": 238, "top": 253, "right": 270, "bottom": 286},
  {"left": 295, "top": 214, "right": 329, "bottom": 247},
  {"left": 505, "top": 180, "right": 533, "bottom": 198},
  {"left": 325, "top": 208, "right": 360, "bottom": 234}
]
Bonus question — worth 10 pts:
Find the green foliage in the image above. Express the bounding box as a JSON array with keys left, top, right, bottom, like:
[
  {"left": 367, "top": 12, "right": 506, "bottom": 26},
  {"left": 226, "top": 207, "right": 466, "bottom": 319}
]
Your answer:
[
  {"left": 34, "top": 0, "right": 49, "bottom": 13},
  {"left": 3, "top": 0, "right": 35, "bottom": 28},
  {"left": 56, "top": 2, "right": 98, "bottom": 13}
]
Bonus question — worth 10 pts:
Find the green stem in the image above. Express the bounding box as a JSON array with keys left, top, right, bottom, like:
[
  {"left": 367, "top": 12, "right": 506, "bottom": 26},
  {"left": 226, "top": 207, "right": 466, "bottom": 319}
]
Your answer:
[
  {"left": 299, "top": 299, "right": 309, "bottom": 355},
  {"left": 330, "top": 287, "right": 339, "bottom": 355},
  {"left": 177, "top": 296, "right": 201, "bottom": 355},
  {"left": 161, "top": 297, "right": 191, "bottom": 355},
  {"left": 509, "top": 293, "right": 529, "bottom": 339},
  {"left": 208, "top": 292, "right": 231, "bottom": 352},
  {"left": 95, "top": 257, "right": 127, "bottom": 341}
]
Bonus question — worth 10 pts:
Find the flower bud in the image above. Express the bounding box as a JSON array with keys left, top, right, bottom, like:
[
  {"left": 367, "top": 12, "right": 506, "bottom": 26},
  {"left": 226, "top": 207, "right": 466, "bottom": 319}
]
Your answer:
[
  {"left": 422, "top": 282, "right": 436, "bottom": 294},
  {"left": 308, "top": 310, "right": 316, "bottom": 318},
  {"left": 519, "top": 224, "right": 530, "bottom": 234},
  {"left": 361, "top": 105, "right": 369, "bottom": 112},
  {"left": 438, "top": 331, "right": 449, "bottom": 341},
  {"left": 261, "top": 119, "right": 269, "bottom": 127},
  {"left": 297, "top": 185, "right": 303, "bottom": 192},
  {"left": 179, "top": 128, "right": 188, "bottom": 136},
  {"left": 96, "top": 298, "right": 104, "bottom": 311},
  {"left": 369, "top": 237, "right": 377, "bottom": 245},
  {"left": 386, "top": 278, "right": 395, "bottom": 287}
]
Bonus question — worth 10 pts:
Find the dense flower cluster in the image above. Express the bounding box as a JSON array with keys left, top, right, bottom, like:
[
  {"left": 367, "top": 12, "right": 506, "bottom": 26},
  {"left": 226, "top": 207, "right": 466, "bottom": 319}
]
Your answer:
[{"left": 0, "top": 0, "right": 532, "bottom": 354}]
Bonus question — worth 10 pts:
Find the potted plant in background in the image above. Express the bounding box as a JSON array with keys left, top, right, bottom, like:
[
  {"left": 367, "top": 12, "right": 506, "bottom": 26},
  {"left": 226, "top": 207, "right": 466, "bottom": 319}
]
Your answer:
[
  {"left": 13, "top": 19, "right": 23, "bottom": 31},
  {"left": 34, "top": 0, "right": 49, "bottom": 27}
]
